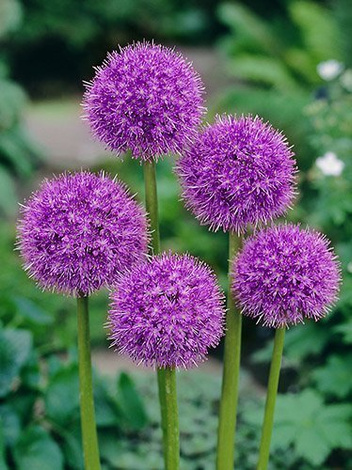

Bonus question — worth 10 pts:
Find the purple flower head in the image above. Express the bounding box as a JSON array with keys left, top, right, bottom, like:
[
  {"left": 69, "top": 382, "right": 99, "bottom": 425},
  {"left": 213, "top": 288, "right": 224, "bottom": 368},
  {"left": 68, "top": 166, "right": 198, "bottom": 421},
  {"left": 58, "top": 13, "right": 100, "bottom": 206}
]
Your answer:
[
  {"left": 233, "top": 224, "right": 340, "bottom": 328},
  {"left": 176, "top": 114, "right": 297, "bottom": 233},
  {"left": 108, "top": 252, "right": 225, "bottom": 369},
  {"left": 18, "top": 171, "right": 148, "bottom": 296},
  {"left": 83, "top": 42, "right": 205, "bottom": 162}
]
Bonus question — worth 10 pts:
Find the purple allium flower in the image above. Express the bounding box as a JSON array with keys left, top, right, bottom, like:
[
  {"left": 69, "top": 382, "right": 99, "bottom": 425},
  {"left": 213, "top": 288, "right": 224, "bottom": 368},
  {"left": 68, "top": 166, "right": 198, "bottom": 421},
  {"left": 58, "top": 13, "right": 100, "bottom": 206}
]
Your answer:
[
  {"left": 83, "top": 42, "right": 205, "bottom": 162},
  {"left": 176, "top": 115, "right": 296, "bottom": 233},
  {"left": 108, "top": 252, "right": 225, "bottom": 368},
  {"left": 233, "top": 224, "right": 340, "bottom": 328},
  {"left": 18, "top": 172, "right": 148, "bottom": 296}
]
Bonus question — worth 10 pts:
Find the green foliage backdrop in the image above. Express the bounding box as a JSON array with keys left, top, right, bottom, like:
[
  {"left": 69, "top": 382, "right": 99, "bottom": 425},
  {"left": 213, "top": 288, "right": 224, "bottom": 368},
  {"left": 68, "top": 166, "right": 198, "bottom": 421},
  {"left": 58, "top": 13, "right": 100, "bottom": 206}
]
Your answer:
[{"left": 0, "top": 0, "right": 352, "bottom": 468}]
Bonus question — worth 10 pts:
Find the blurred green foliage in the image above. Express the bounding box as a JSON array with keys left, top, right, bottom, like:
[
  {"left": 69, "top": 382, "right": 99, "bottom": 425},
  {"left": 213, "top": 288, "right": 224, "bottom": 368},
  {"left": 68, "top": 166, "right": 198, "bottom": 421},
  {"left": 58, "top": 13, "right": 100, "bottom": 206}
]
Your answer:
[
  {"left": 1, "top": 0, "right": 352, "bottom": 467},
  {"left": 334, "top": 0, "right": 352, "bottom": 68},
  {"left": 218, "top": 1, "right": 343, "bottom": 90},
  {"left": 214, "top": 0, "right": 351, "bottom": 176},
  {"left": 250, "top": 70, "right": 352, "bottom": 468},
  {"left": 0, "top": 0, "right": 41, "bottom": 216},
  {"left": 4, "top": 0, "right": 222, "bottom": 95},
  {"left": 15, "top": 0, "right": 218, "bottom": 45},
  {"left": 213, "top": 87, "right": 313, "bottom": 171},
  {"left": 1, "top": 313, "right": 351, "bottom": 470},
  {"left": 3, "top": 0, "right": 352, "bottom": 97},
  {"left": 0, "top": 320, "right": 149, "bottom": 470},
  {"left": 128, "top": 372, "right": 352, "bottom": 469},
  {"left": 244, "top": 389, "right": 352, "bottom": 468}
]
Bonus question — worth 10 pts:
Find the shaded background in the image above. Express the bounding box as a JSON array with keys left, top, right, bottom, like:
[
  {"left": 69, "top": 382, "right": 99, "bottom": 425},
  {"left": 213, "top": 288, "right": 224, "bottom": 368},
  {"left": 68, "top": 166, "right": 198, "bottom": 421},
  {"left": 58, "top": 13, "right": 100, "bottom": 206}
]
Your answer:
[{"left": 1, "top": 0, "right": 351, "bottom": 469}]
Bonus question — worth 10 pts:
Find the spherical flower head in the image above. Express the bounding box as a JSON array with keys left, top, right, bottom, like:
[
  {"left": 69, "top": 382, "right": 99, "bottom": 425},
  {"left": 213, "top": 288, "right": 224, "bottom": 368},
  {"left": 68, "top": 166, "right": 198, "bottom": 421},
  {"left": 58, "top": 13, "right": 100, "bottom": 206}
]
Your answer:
[
  {"left": 176, "top": 114, "right": 297, "bottom": 233},
  {"left": 108, "top": 252, "right": 225, "bottom": 369},
  {"left": 83, "top": 42, "right": 205, "bottom": 162},
  {"left": 233, "top": 224, "right": 340, "bottom": 328},
  {"left": 18, "top": 171, "right": 148, "bottom": 296}
]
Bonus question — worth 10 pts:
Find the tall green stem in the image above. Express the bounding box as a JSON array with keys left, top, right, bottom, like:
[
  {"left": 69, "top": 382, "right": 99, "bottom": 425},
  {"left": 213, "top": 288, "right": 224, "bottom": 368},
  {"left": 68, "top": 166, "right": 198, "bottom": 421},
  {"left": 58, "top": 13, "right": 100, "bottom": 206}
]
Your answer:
[
  {"left": 143, "top": 160, "right": 180, "bottom": 470},
  {"left": 216, "top": 231, "right": 242, "bottom": 470},
  {"left": 257, "top": 327, "right": 286, "bottom": 470},
  {"left": 143, "top": 161, "right": 160, "bottom": 254},
  {"left": 157, "top": 367, "right": 180, "bottom": 469},
  {"left": 77, "top": 295, "right": 101, "bottom": 470}
]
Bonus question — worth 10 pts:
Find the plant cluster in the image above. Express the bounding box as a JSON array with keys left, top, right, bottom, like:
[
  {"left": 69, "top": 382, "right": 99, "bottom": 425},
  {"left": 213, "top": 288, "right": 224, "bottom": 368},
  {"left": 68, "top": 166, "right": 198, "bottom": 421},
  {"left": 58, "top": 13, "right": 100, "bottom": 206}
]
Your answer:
[{"left": 1, "top": 36, "right": 349, "bottom": 470}]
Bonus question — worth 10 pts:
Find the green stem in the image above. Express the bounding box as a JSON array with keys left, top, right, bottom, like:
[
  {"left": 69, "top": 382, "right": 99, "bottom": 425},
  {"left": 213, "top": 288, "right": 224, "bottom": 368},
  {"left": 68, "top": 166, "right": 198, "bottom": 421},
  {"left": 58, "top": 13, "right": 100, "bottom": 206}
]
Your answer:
[
  {"left": 257, "top": 327, "right": 286, "bottom": 470},
  {"left": 157, "top": 368, "right": 180, "bottom": 470},
  {"left": 143, "top": 160, "right": 179, "bottom": 470},
  {"left": 216, "top": 231, "right": 242, "bottom": 470},
  {"left": 143, "top": 161, "right": 160, "bottom": 254},
  {"left": 77, "top": 295, "right": 101, "bottom": 470}
]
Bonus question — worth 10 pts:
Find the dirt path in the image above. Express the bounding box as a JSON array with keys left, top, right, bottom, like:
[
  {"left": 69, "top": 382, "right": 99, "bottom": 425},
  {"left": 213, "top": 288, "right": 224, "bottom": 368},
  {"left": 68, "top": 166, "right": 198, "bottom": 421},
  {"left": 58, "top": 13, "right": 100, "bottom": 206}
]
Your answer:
[{"left": 92, "top": 349, "right": 223, "bottom": 376}]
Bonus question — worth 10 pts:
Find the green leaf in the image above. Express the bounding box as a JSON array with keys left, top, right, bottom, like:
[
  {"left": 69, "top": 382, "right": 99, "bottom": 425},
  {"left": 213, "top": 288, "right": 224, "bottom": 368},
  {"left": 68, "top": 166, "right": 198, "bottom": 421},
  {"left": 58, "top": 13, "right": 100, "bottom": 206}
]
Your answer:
[
  {"left": 275, "top": 389, "right": 322, "bottom": 424},
  {"left": 13, "top": 426, "right": 63, "bottom": 470},
  {"left": 251, "top": 340, "right": 273, "bottom": 364},
  {"left": 45, "top": 364, "right": 80, "bottom": 427},
  {"left": 93, "top": 376, "right": 121, "bottom": 428},
  {"left": 313, "top": 354, "right": 352, "bottom": 398},
  {"left": 270, "top": 423, "right": 297, "bottom": 450},
  {"left": 117, "top": 372, "right": 148, "bottom": 430},
  {"left": 0, "top": 79, "right": 26, "bottom": 127},
  {"left": 14, "top": 297, "right": 53, "bottom": 326},
  {"left": 217, "top": 3, "right": 282, "bottom": 56},
  {"left": 6, "top": 390, "right": 37, "bottom": 425},
  {"left": 289, "top": 1, "right": 341, "bottom": 63},
  {"left": 0, "top": 405, "right": 20, "bottom": 446},
  {"left": 252, "top": 322, "right": 330, "bottom": 365},
  {"left": 181, "top": 432, "right": 215, "bottom": 457},
  {"left": 21, "top": 352, "right": 41, "bottom": 390},
  {"left": 285, "top": 47, "right": 319, "bottom": 85},
  {"left": 283, "top": 322, "right": 330, "bottom": 362},
  {"left": 0, "top": 327, "right": 32, "bottom": 397},
  {"left": 228, "top": 55, "right": 298, "bottom": 91},
  {"left": 0, "top": 418, "right": 9, "bottom": 470},
  {"left": 241, "top": 399, "right": 264, "bottom": 427},
  {"left": 0, "top": 167, "right": 17, "bottom": 217},
  {"left": 272, "top": 390, "right": 352, "bottom": 465},
  {"left": 46, "top": 355, "right": 65, "bottom": 377},
  {"left": 0, "top": 0, "right": 23, "bottom": 38},
  {"left": 315, "top": 405, "right": 352, "bottom": 451},
  {"left": 3, "top": 328, "right": 32, "bottom": 367},
  {"left": 334, "top": 319, "right": 352, "bottom": 343},
  {"left": 57, "top": 425, "right": 83, "bottom": 470},
  {"left": 295, "top": 427, "right": 331, "bottom": 465},
  {"left": 98, "top": 432, "right": 125, "bottom": 467}
]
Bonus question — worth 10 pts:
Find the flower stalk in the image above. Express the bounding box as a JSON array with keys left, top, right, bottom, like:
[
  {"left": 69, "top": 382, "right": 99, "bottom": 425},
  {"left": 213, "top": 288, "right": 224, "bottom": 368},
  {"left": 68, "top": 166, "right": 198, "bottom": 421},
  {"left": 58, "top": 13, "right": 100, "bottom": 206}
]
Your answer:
[
  {"left": 157, "top": 367, "right": 180, "bottom": 469},
  {"left": 216, "top": 231, "right": 242, "bottom": 470},
  {"left": 257, "top": 327, "right": 286, "bottom": 470},
  {"left": 77, "top": 295, "right": 101, "bottom": 470},
  {"left": 143, "top": 160, "right": 180, "bottom": 470},
  {"left": 143, "top": 161, "right": 160, "bottom": 254}
]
